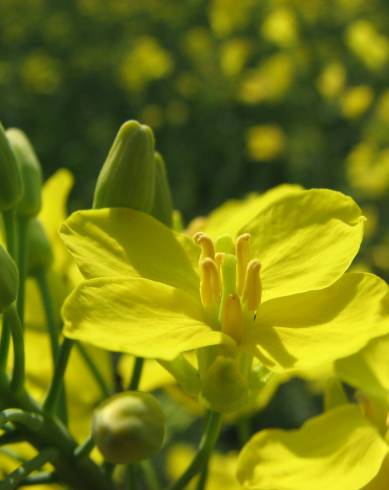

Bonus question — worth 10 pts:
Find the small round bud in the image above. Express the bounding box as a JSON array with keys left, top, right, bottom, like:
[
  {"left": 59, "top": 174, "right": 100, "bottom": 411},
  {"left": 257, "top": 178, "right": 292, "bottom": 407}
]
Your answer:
[
  {"left": 27, "top": 218, "right": 54, "bottom": 276},
  {"left": 150, "top": 152, "right": 173, "bottom": 227},
  {"left": 0, "top": 123, "right": 23, "bottom": 211},
  {"left": 0, "top": 244, "right": 18, "bottom": 312},
  {"left": 201, "top": 356, "right": 249, "bottom": 413},
  {"left": 93, "top": 121, "right": 156, "bottom": 212},
  {"left": 6, "top": 128, "right": 43, "bottom": 218},
  {"left": 93, "top": 391, "right": 165, "bottom": 464}
]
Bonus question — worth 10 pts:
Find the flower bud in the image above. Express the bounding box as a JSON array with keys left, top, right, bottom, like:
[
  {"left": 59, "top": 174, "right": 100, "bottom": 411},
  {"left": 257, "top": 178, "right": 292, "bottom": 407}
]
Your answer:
[
  {"left": 0, "top": 123, "right": 23, "bottom": 211},
  {"left": 93, "top": 121, "right": 156, "bottom": 211},
  {"left": 201, "top": 356, "right": 249, "bottom": 413},
  {"left": 150, "top": 152, "right": 173, "bottom": 226},
  {"left": 0, "top": 244, "right": 18, "bottom": 312},
  {"left": 27, "top": 218, "right": 54, "bottom": 276},
  {"left": 6, "top": 128, "right": 43, "bottom": 218},
  {"left": 93, "top": 391, "right": 165, "bottom": 463}
]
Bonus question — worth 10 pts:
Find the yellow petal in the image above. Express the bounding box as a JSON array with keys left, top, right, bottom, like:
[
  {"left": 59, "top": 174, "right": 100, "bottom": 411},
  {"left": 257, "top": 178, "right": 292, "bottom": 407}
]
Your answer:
[
  {"left": 63, "top": 277, "right": 227, "bottom": 360},
  {"left": 336, "top": 334, "right": 389, "bottom": 406},
  {"left": 237, "top": 405, "right": 388, "bottom": 490},
  {"left": 198, "top": 184, "right": 303, "bottom": 239},
  {"left": 363, "top": 456, "right": 389, "bottom": 490},
  {"left": 60, "top": 208, "right": 198, "bottom": 293},
  {"left": 241, "top": 189, "right": 364, "bottom": 301},
  {"left": 248, "top": 273, "right": 389, "bottom": 371}
]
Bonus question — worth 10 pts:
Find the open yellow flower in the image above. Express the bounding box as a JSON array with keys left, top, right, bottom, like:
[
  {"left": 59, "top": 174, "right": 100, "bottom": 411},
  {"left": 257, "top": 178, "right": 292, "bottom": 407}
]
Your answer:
[
  {"left": 61, "top": 186, "right": 389, "bottom": 377},
  {"left": 237, "top": 333, "right": 389, "bottom": 490}
]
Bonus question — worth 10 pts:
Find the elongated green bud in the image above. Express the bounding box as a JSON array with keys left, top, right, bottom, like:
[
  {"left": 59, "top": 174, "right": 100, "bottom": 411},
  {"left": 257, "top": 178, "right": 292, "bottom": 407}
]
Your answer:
[
  {"left": 93, "top": 121, "right": 156, "bottom": 211},
  {"left": 6, "top": 128, "right": 42, "bottom": 218},
  {"left": 93, "top": 391, "right": 165, "bottom": 463},
  {"left": 150, "top": 152, "right": 173, "bottom": 226},
  {"left": 0, "top": 123, "right": 23, "bottom": 211},
  {"left": 0, "top": 244, "right": 18, "bottom": 312},
  {"left": 27, "top": 218, "right": 53, "bottom": 275}
]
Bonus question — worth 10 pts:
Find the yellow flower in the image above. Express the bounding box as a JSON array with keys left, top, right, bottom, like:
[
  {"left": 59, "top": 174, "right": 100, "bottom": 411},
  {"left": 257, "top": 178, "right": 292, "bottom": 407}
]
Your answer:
[
  {"left": 238, "top": 334, "right": 389, "bottom": 490},
  {"left": 60, "top": 186, "right": 389, "bottom": 380}
]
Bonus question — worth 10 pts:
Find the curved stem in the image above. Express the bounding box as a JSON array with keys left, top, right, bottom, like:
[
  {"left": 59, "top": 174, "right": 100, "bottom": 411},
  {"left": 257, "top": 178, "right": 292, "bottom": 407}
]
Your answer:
[
  {"left": 43, "top": 338, "right": 73, "bottom": 414},
  {"left": 128, "top": 357, "right": 144, "bottom": 391},
  {"left": 1, "top": 210, "right": 17, "bottom": 372},
  {"left": 16, "top": 216, "right": 29, "bottom": 325},
  {"left": 74, "top": 433, "right": 95, "bottom": 459},
  {"left": 0, "top": 408, "right": 44, "bottom": 431},
  {"left": 2, "top": 447, "right": 57, "bottom": 489},
  {"left": 4, "top": 304, "right": 25, "bottom": 392},
  {"left": 141, "top": 461, "right": 160, "bottom": 490},
  {"left": 75, "top": 342, "right": 111, "bottom": 398},
  {"left": 34, "top": 269, "right": 59, "bottom": 360},
  {"left": 169, "top": 411, "right": 223, "bottom": 490}
]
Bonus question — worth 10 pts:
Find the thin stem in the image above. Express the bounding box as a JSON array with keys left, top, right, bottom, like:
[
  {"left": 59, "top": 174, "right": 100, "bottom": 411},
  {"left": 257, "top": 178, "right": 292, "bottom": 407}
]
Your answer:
[
  {"left": 128, "top": 357, "right": 144, "bottom": 391},
  {"left": 141, "top": 461, "right": 160, "bottom": 490},
  {"left": 2, "top": 209, "right": 17, "bottom": 259},
  {"left": 237, "top": 417, "right": 250, "bottom": 445},
  {"left": 75, "top": 342, "right": 111, "bottom": 398},
  {"left": 4, "top": 304, "right": 24, "bottom": 392},
  {"left": 34, "top": 269, "right": 59, "bottom": 360},
  {"left": 195, "top": 463, "right": 208, "bottom": 490},
  {"left": 1, "top": 210, "right": 17, "bottom": 372},
  {"left": 169, "top": 411, "right": 223, "bottom": 490},
  {"left": 43, "top": 338, "right": 73, "bottom": 414},
  {"left": 0, "top": 409, "right": 44, "bottom": 431},
  {"left": 19, "top": 471, "right": 59, "bottom": 486},
  {"left": 74, "top": 434, "right": 95, "bottom": 459},
  {"left": 1, "top": 448, "right": 57, "bottom": 489},
  {"left": 126, "top": 464, "right": 137, "bottom": 490},
  {"left": 16, "top": 217, "right": 29, "bottom": 324}
]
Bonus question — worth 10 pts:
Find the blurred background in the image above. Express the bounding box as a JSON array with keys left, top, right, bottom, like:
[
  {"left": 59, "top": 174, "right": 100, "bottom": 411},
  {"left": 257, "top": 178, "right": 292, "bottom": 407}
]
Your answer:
[{"left": 1, "top": 0, "right": 389, "bottom": 281}]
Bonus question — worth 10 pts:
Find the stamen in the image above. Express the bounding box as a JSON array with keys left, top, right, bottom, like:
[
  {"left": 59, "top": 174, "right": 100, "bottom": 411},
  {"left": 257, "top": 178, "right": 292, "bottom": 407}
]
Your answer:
[
  {"left": 222, "top": 294, "right": 244, "bottom": 343},
  {"left": 215, "top": 252, "right": 224, "bottom": 275},
  {"left": 194, "top": 232, "right": 215, "bottom": 260},
  {"left": 242, "top": 259, "right": 262, "bottom": 311},
  {"left": 200, "top": 258, "right": 221, "bottom": 306},
  {"left": 235, "top": 233, "right": 251, "bottom": 295}
]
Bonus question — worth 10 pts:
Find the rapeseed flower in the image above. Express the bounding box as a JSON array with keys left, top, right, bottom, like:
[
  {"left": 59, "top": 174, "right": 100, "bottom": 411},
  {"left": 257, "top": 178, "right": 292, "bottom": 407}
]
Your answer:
[{"left": 60, "top": 185, "right": 389, "bottom": 413}]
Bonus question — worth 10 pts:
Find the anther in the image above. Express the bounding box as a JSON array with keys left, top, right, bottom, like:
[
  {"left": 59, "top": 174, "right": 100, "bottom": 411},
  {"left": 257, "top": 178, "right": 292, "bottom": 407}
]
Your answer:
[
  {"left": 194, "top": 232, "right": 215, "bottom": 260},
  {"left": 235, "top": 233, "right": 251, "bottom": 295},
  {"left": 242, "top": 259, "right": 262, "bottom": 311},
  {"left": 222, "top": 294, "right": 244, "bottom": 343},
  {"left": 200, "top": 258, "right": 221, "bottom": 306}
]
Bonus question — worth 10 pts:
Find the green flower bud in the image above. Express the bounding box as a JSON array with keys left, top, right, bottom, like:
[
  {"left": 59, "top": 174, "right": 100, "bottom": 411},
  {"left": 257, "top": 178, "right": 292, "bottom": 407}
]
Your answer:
[
  {"left": 27, "top": 218, "right": 53, "bottom": 276},
  {"left": 150, "top": 152, "right": 173, "bottom": 226},
  {"left": 201, "top": 356, "right": 250, "bottom": 413},
  {"left": 93, "top": 121, "right": 156, "bottom": 211},
  {"left": 93, "top": 391, "right": 165, "bottom": 464},
  {"left": 0, "top": 123, "right": 23, "bottom": 211},
  {"left": 0, "top": 244, "right": 18, "bottom": 312},
  {"left": 6, "top": 128, "right": 43, "bottom": 218}
]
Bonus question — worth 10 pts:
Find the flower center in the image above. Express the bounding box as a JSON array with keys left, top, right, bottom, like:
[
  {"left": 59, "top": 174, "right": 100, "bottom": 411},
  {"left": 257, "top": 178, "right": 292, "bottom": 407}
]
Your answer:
[{"left": 194, "top": 232, "right": 261, "bottom": 343}]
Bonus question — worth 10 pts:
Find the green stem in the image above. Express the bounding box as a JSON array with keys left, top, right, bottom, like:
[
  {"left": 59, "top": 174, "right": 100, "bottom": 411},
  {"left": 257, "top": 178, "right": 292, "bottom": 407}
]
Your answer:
[
  {"left": 0, "top": 409, "right": 44, "bottom": 431},
  {"left": 126, "top": 464, "right": 137, "bottom": 490},
  {"left": 2, "top": 209, "right": 17, "bottom": 259},
  {"left": 34, "top": 269, "right": 59, "bottom": 360},
  {"left": 1, "top": 385, "right": 113, "bottom": 490},
  {"left": 128, "top": 357, "right": 144, "bottom": 391},
  {"left": 16, "top": 216, "right": 29, "bottom": 325},
  {"left": 1, "top": 448, "right": 57, "bottom": 490},
  {"left": 19, "top": 471, "right": 59, "bottom": 486},
  {"left": 0, "top": 210, "right": 17, "bottom": 372},
  {"left": 237, "top": 417, "right": 250, "bottom": 445},
  {"left": 43, "top": 338, "right": 73, "bottom": 414},
  {"left": 4, "top": 304, "right": 24, "bottom": 392},
  {"left": 195, "top": 464, "right": 208, "bottom": 490},
  {"left": 141, "top": 461, "right": 160, "bottom": 490},
  {"left": 75, "top": 342, "right": 111, "bottom": 398},
  {"left": 74, "top": 434, "right": 95, "bottom": 459},
  {"left": 169, "top": 411, "right": 223, "bottom": 490}
]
